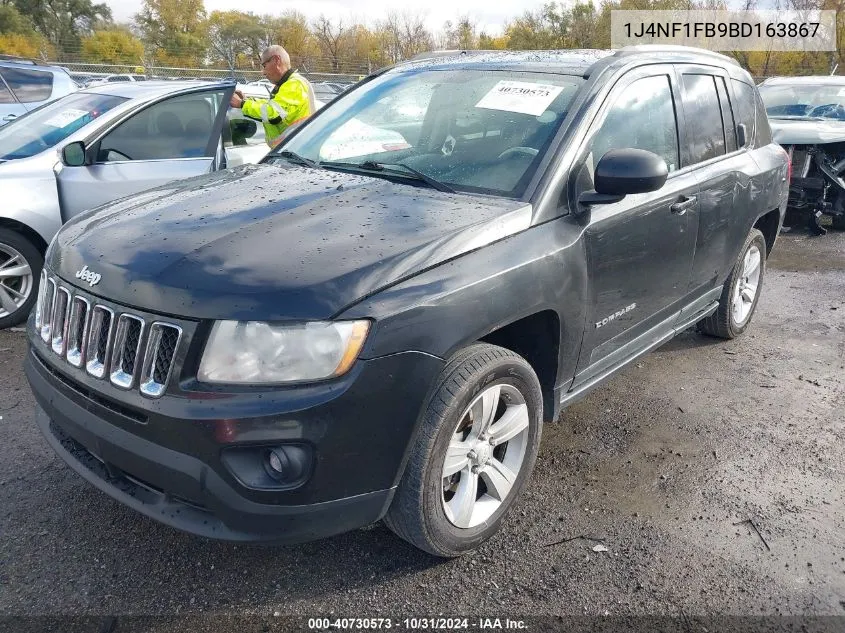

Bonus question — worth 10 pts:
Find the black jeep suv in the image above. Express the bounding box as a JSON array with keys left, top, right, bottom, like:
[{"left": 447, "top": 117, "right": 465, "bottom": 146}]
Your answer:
[{"left": 25, "top": 46, "right": 788, "bottom": 557}]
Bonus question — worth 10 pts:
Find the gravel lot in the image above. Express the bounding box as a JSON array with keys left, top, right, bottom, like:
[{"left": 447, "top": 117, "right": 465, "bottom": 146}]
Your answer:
[{"left": 0, "top": 230, "right": 843, "bottom": 628}]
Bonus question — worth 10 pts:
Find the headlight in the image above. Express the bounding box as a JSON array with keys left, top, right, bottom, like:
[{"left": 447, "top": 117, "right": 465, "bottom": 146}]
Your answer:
[{"left": 198, "top": 320, "right": 370, "bottom": 384}]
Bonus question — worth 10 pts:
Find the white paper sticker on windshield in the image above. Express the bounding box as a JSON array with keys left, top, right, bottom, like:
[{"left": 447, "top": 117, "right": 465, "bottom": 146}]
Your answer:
[
  {"left": 44, "top": 108, "right": 89, "bottom": 128},
  {"left": 475, "top": 81, "right": 564, "bottom": 116}
]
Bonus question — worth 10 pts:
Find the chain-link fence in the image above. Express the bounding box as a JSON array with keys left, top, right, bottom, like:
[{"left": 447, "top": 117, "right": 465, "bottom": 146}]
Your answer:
[{"left": 50, "top": 62, "right": 366, "bottom": 86}]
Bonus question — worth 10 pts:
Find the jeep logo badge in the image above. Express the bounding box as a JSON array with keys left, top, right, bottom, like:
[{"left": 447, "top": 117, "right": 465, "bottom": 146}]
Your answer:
[{"left": 75, "top": 265, "right": 102, "bottom": 287}]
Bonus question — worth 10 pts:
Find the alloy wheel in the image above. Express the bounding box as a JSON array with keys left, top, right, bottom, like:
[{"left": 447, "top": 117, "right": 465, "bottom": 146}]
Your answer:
[{"left": 441, "top": 383, "right": 530, "bottom": 529}]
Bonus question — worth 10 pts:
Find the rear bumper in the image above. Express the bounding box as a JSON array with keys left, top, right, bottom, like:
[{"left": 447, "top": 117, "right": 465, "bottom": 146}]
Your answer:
[{"left": 26, "top": 346, "right": 443, "bottom": 543}]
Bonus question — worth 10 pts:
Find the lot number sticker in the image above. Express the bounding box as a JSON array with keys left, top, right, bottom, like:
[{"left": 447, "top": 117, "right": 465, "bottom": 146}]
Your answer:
[
  {"left": 44, "top": 108, "right": 89, "bottom": 128},
  {"left": 475, "top": 81, "right": 564, "bottom": 116}
]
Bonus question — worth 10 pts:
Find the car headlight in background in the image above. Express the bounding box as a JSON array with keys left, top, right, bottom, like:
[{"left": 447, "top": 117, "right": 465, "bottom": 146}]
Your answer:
[{"left": 198, "top": 320, "right": 370, "bottom": 384}]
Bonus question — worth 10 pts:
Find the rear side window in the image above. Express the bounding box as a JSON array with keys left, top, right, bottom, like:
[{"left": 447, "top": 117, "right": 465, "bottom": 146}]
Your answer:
[
  {"left": 715, "top": 77, "right": 737, "bottom": 152},
  {"left": 682, "top": 74, "right": 726, "bottom": 165},
  {"left": 0, "top": 67, "right": 53, "bottom": 103},
  {"left": 730, "top": 79, "right": 757, "bottom": 146}
]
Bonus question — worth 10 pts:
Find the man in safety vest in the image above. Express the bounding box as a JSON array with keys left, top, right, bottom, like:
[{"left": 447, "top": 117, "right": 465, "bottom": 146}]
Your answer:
[{"left": 229, "top": 45, "right": 315, "bottom": 148}]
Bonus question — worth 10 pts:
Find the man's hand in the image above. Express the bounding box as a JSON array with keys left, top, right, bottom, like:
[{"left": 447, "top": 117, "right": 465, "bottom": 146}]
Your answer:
[{"left": 230, "top": 90, "right": 245, "bottom": 108}]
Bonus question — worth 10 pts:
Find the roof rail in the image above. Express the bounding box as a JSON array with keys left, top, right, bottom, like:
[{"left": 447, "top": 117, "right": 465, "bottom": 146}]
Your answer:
[
  {"left": 614, "top": 45, "right": 739, "bottom": 66},
  {"left": 0, "top": 54, "right": 39, "bottom": 65},
  {"left": 409, "top": 50, "right": 499, "bottom": 61}
]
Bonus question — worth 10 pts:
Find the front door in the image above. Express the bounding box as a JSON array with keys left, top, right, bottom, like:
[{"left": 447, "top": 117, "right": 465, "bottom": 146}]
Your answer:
[
  {"left": 570, "top": 67, "right": 698, "bottom": 386},
  {"left": 56, "top": 86, "right": 233, "bottom": 221}
]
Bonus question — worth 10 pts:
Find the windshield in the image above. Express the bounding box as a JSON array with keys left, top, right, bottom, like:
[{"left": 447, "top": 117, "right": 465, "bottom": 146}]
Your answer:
[
  {"left": 0, "top": 92, "right": 127, "bottom": 160},
  {"left": 759, "top": 83, "right": 845, "bottom": 120},
  {"left": 275, "top": 69, "right": 583, "bottom": 197}
]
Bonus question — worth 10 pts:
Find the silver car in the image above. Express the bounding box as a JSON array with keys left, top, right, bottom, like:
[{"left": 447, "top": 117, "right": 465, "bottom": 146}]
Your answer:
[
  {"left": 0, "top": 59, "right": 78, "bottom": 126},
  {"left": 0, "top": 80, "right": 259, "bottom": 328}
]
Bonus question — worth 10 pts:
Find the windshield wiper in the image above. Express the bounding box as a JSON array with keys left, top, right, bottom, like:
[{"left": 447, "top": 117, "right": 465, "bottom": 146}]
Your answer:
[
  {"left": 320, "top": 160, "right": 456, "bottom": 193},
  {"left": 276, "top": 150, "right": 319, "bottom": 169}
]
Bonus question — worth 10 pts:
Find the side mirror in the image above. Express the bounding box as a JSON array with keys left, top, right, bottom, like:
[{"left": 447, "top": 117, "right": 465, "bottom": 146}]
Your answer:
[
  {"left": 736, "top": 123, "right": 748, "bottom": 148},
  {"left": 578, "top": 148, "right": 669, "bottom": 208},
  {"left": 61, "top": 141, "right": 87, "bottom": 167}
]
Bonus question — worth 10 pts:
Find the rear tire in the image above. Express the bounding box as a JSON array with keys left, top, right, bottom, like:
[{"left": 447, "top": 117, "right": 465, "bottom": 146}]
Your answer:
[
  {"left": 698, "top": 228, "right": 766, "bottom": 340},
  {"left": 384, "top": 343, "right": 543, "bottom": 557},
  {"left": 0, "top": 229, "right": 43, "bottom": 329}
]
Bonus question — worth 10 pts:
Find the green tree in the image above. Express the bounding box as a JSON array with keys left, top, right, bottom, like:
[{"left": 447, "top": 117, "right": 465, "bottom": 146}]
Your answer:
[
  {"left": 505, "top": 2, "right": 573, "bottom": 49},
  {"left": 0, "top": 4, "right": 34, "bottom": 35},
  {"left": 13, "top": 0, "right": 111, "bottom": 56},
  {"left": 81, "top": 27, "right": 144, "bottom": 64},
  {"left": 376, "top": 11, "right": 432, "bottom": 65},
  {"left": 255, "top": 11, "right": 315, "bottom": 64},
  {"left": 207, "top": 10, "right": 263, "bottom": 73},
  {"left": 311, "top": 15, "right": 348, "bottom": 72},
  {"left": 441, "top": 16, "right": 478, "bottom": 50},
  {"left": 136, "top": 0, "right": 207, "bottom": 67},
  {"left": 478, "top": 32, "right": 509, "bottom": 50}
]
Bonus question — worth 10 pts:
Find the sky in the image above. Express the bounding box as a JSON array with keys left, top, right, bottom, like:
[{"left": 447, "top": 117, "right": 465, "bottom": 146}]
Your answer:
[{"left": 107, "top": 0, "right": 530, "bottom": 36}]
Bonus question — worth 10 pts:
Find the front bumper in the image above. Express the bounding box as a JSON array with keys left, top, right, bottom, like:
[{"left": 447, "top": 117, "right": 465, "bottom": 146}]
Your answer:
[{"left": 26, "top": 345, "right": 444, "bottom": 543}]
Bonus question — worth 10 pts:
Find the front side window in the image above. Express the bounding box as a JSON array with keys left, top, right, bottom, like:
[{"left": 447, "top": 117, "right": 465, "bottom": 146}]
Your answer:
[
  {"left": 682, "top": 74, "right": 726, "bottom": 165},
  {"left": 587, "top": 74, "right": 679, "bottom": 176},
  {"left": 278, "top": 69, "right": 584, "bottom": 197},
  {"left": 98, "top": 90, "right": 226, "bottom": 162},
  {"left": 0, "top": 92, "right": 127, "bottom": 160},
  {"left": 0, "top": 67, "right": 53, "bottom": 103}
]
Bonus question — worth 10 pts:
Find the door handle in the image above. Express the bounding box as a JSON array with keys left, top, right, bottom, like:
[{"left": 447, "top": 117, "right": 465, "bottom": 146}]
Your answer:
[
  {"left": 670, "top": 196, "right": 697, "bottom": 215},
  {"left": 2, "top": 114, "right": 16, "bottom": 122}
]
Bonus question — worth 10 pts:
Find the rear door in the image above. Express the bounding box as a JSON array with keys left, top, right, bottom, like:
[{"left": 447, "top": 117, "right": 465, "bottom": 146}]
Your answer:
[
  {"left": 675, "top": 66, "right": 750, "bottom": 299},
  {"left": 56, "top": 85, "right": 234, "bottom": 220}
]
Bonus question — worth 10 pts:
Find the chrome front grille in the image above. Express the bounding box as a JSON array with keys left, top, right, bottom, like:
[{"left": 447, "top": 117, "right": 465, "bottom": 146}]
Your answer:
[
  {"left": 139, "top": 323, "right": 182, "bottom": 398},
  {"left": 86, "top": 305, "right": 114, "bottom": 379},
  {"left": 50, "top": 287, "right": 71, "bottom": 356},
  {"left": 110, "top": 314, "right": 145, "bottom": 389},
  {"left": 66, "top": 296, "right": 90, "bottom": 368},
  {"left": 33, "top": 274, "right": 182, "bottom": 399}
]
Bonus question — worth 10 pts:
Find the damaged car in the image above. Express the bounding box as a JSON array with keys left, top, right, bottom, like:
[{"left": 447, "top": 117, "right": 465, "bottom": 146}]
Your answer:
[{"left": 759, "top": 76, "right": 845, "bottom": 234}]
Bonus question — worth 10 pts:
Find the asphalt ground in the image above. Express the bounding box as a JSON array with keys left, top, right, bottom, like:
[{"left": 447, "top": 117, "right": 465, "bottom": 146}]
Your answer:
[{"left": 0, "top": 230, "right": 843, "bottom": 632}]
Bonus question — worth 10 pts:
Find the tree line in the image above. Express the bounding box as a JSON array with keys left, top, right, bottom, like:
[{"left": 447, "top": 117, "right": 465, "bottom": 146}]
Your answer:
[{"left": 0, "top": 0, "right": 844, "bottom": 77}]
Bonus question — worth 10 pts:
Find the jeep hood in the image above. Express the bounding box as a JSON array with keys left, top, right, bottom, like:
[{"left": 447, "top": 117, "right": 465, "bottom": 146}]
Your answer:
[
  {"left": 769, "top": 118, "right": 845, "bottom": 145},
  {"left": 50, "top": 163, "right": 531, "bottom": 321}
]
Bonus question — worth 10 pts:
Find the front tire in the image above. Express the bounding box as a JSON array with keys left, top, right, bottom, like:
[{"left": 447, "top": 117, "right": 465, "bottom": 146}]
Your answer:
[
  {"left": 0, "top": 229, "right": 43, "bottom": 329},
  {"left": 384, "top": 343, "right": 543, "bottom": 557},
  {"left": 699, "top": 228, "right": 766, "bottom": 339}
]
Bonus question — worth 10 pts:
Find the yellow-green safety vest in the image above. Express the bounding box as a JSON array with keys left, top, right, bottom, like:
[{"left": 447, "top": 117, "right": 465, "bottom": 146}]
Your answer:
[{"left": 242, "top": 70, "right": 315, "bottom": 147}]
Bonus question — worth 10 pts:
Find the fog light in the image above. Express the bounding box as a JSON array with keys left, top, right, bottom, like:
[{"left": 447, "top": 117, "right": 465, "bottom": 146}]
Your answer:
[
  {"left": 264, "top": 446, "right": 308, "bottom": 483},
  {"left": 267, "top": 448, "right": 287, "bottom": 477},
  {"left": 221, "top": 443, "right": 313, "bottom": 489},
  {"left": 269, "top": 449, "right": 287, "bottom": 475}
]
